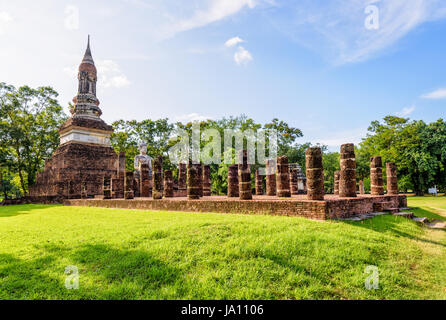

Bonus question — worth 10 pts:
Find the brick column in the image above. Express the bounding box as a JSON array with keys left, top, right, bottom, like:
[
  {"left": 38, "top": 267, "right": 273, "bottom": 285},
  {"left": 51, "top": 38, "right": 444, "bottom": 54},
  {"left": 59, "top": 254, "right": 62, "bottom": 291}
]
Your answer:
[
  {"left": 339, "top": 143, "right": 357, "bottom": 198},
  {"left": 265, "top": 159, "right": 277, "bottom": 196},
  {"left": 178, "top": 163, "right": 187, "bottom": 189},
  {"left": 164, "top": 170, "right": 174, "bottom": 198},
  {"left": 296, "top": 165, "right": 306, "bottom": 194},
  {"left": 276, "top": 156, "right": 291, "bottom": 197},
  {"left": 178, "top": 163, "right": 187, "bottom": 196},
  {"left": 227, "top": 165, "right": 239, "bottom": 197},
  {"left": 290, "top": 167, "right": 299, "bottom": 195},
  {"left": 187, "top": 163, "right": 201, "bottom": 200},
  {"left": 203, "top": 165, "right": 211, "bottom": 196},
  {"left": 197, "top": 163, "right": 204, "bottom": 197},
  {"left": 103, "top": 175, "right": 111, "bottom": 199},
  {"left": 255, "top": 169, "right": 264, "bottom": 195},
  {"left": 152, "top": 156, "right": 163, "bottom": 199},
  {"left": 334, "top": 170, "right": 340, "bottom": 196},
  {"left": 305, "top": 147, "right": 324, "bottom": 200},
  {"left": 370, "top": 156, "right": 384, "bottom": 195},
  {"left": 386, "top": 162, "right": 398, "bottom": 195},
  {"left": 139, "top": 163, "right": 150, "bottom": 197},
  {"left": 133, "top": 173, "right": 140, "bottom": 198},
  {"left": 124, "top": 172, "right": 134, "bottom": 199},
  {"left": 117, "top": 152, "right": 126, "bottom": 179},
  {"left": 238, "top": 150, "right": 252, "bottom": 200},
  {"left": 359, "top": 180, "right": 365, "bottom": 195}
]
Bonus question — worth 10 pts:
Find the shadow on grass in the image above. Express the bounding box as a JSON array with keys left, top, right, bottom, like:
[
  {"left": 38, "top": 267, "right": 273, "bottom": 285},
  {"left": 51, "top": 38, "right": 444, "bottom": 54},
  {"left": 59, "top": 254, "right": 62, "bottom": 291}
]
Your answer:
[
  {"left": 0, "top": 243, "right": 181, "bottom": 299},
  {"left": 69, "top": 244, "right": 180, "bottom": 296},
  {"left": 0, "top": 204, "right": 62, "bottom": 218},
  {"left": 340, "top": 216, "right": 445, "bottom": 248},
  {"left": 411, "top": 207, "right": 446, "bottom": 221},
  {"left": 0, "top": 253, "right": 66, "bottom": 299}
]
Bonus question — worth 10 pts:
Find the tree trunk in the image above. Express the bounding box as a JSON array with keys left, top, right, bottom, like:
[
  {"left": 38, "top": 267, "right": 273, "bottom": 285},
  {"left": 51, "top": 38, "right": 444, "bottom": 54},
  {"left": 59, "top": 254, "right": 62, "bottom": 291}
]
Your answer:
[
  {"left": 0, "top": 171, "right": 5, "bottom": 200},
  {"left": 17, "top": 167, "right": 27, "bottom": 197}
]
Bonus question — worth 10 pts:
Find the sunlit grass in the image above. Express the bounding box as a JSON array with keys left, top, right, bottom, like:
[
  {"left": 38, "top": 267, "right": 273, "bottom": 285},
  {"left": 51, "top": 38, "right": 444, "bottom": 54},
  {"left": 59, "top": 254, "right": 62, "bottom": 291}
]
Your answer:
[
  {"left": 406, "top": 195, "right": 446, "bottom": 221},
  {"left": 0, "top": 198, "right": 444, "bottom": 300}
]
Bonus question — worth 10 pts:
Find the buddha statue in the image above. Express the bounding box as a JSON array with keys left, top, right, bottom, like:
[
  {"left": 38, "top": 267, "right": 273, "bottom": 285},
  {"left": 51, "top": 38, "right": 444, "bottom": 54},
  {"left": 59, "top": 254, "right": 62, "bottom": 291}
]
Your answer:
[{"left": 134, "top": 142, "right": 153, "bottom": 178}]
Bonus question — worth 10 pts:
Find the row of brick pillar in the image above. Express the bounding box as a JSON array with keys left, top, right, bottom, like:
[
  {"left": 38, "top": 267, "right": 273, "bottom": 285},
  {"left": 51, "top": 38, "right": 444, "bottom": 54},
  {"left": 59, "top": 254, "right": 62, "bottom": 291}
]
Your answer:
[
  {"left": 184, "top": 162, "right": 212, "bottom": 200},
  {"left": 370, "top": 157, "right": 398, "bottom": 195},
  {"left": 330, "top": 149, "right": 398, "bottom": 197},
  {"left": 104, "top": 155, "right": 213, "bottom": 200},
  {"left": 227, "top": 151, "right": 306, "bottom": 200},
  {"left": 306, "top": 144, "right": 399, "bottom": 200}
]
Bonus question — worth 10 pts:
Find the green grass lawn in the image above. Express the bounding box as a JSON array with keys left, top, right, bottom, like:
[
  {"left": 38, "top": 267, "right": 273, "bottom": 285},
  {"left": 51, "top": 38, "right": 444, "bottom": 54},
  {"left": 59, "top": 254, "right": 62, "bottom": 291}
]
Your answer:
[
  {"left": 0, "top": 197, "right": 445, "bottom": 300},
  {"left": 406, "top": 194, "right": 446, "bottom": 221}
]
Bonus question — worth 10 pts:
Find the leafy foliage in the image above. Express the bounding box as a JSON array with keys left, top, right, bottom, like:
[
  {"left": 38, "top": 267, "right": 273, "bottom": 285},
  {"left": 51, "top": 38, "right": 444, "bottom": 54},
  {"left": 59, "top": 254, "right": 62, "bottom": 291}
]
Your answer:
[{"left": 0, "top": 83, "right": 67, "bottom": 196}]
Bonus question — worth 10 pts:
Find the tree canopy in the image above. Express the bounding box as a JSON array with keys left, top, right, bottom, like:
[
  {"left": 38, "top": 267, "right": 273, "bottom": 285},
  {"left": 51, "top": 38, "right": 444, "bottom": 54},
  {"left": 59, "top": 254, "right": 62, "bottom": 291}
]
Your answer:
[{"left": 2, "top": 82, "right": 446, "bottom": 198}]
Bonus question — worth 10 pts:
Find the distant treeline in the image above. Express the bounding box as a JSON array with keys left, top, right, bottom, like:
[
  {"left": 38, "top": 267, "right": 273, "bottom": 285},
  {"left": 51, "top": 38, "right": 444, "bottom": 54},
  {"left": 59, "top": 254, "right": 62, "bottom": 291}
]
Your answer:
[{"left": 1, "top": 83, "right": 445, "bottom": 199}]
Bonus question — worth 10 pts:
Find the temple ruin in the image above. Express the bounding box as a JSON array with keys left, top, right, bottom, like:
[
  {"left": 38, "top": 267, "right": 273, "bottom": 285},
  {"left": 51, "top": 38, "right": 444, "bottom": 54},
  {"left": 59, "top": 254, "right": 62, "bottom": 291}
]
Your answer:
[{"left": 29, "top": 39, "right": 406, "bottom": 221}]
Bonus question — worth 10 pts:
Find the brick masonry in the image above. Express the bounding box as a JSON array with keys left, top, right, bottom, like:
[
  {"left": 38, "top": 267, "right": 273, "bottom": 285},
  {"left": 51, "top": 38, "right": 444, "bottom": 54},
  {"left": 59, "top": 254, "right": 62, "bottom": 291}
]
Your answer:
[{"left": 65, "top": 194, "right": 407, "bottom": 221}]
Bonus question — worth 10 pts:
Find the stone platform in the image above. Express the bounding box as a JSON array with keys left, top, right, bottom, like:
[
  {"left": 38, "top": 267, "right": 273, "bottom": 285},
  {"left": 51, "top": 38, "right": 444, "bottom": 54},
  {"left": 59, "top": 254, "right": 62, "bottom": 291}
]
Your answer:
[{"left": 65, "top": 194, "right": 407, "bottom": 220}]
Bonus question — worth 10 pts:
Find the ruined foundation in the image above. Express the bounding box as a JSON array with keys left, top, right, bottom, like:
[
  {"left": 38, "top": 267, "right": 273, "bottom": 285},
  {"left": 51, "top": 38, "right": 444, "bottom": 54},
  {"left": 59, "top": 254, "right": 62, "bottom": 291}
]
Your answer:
[{"left": 68, "top": 194, "right": 408, "bottom": 221}]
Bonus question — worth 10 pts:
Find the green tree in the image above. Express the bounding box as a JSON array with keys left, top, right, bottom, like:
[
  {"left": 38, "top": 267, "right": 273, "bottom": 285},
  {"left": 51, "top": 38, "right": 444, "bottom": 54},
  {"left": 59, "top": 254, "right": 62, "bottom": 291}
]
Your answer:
[
  {"left": 0, "top": 83, "right": 67, "bottom": 195},
  {"left": 111, "top": 119, "right": 177, "bottom": 172},
  {"left": 322, "top": 152, "right": 340, "bottom": 194},
  {"left": 359, "top": 116, "right": 446, "bottom": 195}
]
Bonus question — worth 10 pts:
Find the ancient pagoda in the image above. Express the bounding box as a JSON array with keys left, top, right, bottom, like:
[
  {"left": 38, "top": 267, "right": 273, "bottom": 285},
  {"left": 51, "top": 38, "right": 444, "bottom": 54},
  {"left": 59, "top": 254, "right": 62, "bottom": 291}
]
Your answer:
[{"left": 30, "top": 37, "right": 118, "bottom": 199}]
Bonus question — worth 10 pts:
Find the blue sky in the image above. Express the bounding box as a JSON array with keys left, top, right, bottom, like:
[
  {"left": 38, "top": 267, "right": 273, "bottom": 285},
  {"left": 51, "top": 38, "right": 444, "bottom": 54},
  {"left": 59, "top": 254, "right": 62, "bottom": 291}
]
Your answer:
[{"left": 1, "top": 0, "right": 446, "bottom": 151}]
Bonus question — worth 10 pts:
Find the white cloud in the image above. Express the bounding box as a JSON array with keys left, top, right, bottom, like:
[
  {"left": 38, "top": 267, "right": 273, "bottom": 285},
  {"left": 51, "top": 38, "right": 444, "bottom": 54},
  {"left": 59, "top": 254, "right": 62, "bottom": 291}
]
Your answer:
[
  {"left": 64, "top": 59, "right": 131, "bottom": 89},
  {"left": 165, "top": 0, "right": 258, "bottom": 36},
  {"left": 225, "top": 36, "right": 244, "bottom": 47},
  {"left": 97, "top": 60, "right": 131, "bottom": 88},
  {"left": 421, "top": 88, "right": 446, "bottom": 100},
  {"left": 396, "top": 105, "right": 416, "bottom": 117},
  {"left": 0, "top": 11, "right": 13, "bottom": 34},
  {"left": 63, "top": 65, "right": 77, "bottom": 78},
  {"left": 174, "top": 113, "right": 213, "bottom": 123},
  {"left": 234, "top": 46, "right": 253, "bottom": 65},
  {"left": 268, "top": 0, "right": 446, "bottom": 64}
]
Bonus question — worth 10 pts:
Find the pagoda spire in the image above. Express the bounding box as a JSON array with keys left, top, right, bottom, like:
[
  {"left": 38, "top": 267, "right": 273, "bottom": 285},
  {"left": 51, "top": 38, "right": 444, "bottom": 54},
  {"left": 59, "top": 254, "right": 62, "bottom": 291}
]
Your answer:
[
  {"left": 73, "top": 35, "right": 101, "bottom": 119},
  {"left": 82, "top": 35, "right": 95, "bottom": 66}
]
